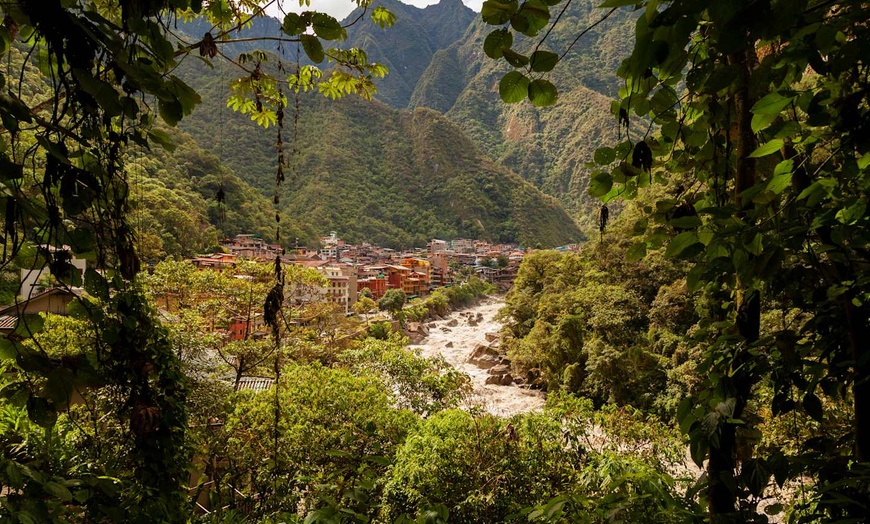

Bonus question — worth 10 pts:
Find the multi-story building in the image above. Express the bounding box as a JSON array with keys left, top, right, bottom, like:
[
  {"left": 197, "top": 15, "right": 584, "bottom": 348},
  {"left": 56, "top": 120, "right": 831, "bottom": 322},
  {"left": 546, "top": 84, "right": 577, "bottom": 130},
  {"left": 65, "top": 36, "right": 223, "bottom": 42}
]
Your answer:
[
  {"left": 428, "top": 239, "right": 450, "bottom": 255},
  {"left": 400, "top": 258, "right": 431, "bottom": 289},
  {"left": 317, "top": 264, "right": 357, "bottom": 313},
  {"left": 220, "top": 234, "right": 282, "bottom": 261}
]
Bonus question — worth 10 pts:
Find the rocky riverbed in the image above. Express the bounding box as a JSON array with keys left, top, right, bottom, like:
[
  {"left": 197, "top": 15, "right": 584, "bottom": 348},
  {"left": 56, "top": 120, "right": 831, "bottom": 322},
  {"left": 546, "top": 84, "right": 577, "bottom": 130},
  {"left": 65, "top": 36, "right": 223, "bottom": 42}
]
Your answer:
[{"left": 407, "top": 297, "right": 544, "bottom": 417}]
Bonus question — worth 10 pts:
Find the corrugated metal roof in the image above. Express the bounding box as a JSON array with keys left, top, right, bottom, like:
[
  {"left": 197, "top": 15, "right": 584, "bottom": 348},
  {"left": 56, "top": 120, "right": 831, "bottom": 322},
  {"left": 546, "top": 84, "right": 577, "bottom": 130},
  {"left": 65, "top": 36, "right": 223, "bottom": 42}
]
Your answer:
[{"left": 235, "top": 377, "right": 274, "bottom": 392}]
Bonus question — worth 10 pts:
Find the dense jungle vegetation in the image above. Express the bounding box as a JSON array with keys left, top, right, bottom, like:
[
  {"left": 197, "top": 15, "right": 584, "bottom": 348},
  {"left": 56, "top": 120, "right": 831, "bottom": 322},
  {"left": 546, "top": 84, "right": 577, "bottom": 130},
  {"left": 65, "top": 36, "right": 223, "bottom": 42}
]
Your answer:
[{"left": 1, "top": 0, "right": 868, "bottom": 523}]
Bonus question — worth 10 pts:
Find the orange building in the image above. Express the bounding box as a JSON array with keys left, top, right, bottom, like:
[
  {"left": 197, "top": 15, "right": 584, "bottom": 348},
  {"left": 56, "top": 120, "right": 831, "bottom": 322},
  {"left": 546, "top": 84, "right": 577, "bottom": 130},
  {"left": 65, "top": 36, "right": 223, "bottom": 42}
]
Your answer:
[{"left": 358, "top": 275, "right": 387, "bottom": 299}]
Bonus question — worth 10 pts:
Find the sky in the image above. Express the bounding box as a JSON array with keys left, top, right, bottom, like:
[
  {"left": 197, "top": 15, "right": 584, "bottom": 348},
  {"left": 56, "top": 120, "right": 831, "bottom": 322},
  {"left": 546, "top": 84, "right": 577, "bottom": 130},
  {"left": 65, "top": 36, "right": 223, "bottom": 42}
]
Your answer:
[{"left": 263, "top": 0, "right": 481, "bottom": 22}]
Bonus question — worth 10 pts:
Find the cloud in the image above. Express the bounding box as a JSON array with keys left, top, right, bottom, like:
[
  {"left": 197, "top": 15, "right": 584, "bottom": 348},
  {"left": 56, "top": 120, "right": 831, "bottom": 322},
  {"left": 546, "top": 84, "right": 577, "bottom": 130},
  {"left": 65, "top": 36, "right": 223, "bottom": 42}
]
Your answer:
[{"left": 263, "top": 0, "right": 480, "bottom": 21}]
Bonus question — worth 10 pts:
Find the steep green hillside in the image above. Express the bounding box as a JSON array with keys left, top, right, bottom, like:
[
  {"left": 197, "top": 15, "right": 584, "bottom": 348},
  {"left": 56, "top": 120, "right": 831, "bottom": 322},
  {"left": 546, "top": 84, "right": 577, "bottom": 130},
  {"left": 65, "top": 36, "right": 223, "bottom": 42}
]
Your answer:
[
  {"left": 409, "top": 2, "right": 636, "bottom": 220},
  {"left": 127, "top": 127, "right": 315, "bottom": 262},
  {"left": 175, "top": 56, "right": 581, "bottom": 248},
  {"left": 342, "top": 0, "right": 476, "bottom": 108}
]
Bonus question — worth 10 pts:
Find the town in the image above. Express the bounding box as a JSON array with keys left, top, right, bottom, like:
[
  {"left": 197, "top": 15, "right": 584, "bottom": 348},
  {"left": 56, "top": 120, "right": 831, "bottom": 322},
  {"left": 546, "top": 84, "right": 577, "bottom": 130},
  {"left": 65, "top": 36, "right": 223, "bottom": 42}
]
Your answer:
[{"left": 189, "top": 232, "right": 579, "bottom": 313}]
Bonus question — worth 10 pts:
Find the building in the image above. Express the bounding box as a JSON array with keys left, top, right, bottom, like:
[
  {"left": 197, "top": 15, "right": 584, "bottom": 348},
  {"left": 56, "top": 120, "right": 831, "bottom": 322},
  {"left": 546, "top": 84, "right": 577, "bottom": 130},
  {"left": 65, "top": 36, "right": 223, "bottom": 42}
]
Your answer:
[
  {"left": 317, "top": 264, "right": 357, "bottom": 313},
  {"left": 0, "top": 287, "right": 78, "bottom": 335},
  {"left": 19, "top": 246, "right": 86, "bottom": 298},
  {"left": 357, "top": 274, "right": 388, "bottom": 300},
  {"left": 220, "top": 234, "right": 282, "bottom": 261},
  {"left": 191, "top": 253, "right": 237, "bottom": 270}
]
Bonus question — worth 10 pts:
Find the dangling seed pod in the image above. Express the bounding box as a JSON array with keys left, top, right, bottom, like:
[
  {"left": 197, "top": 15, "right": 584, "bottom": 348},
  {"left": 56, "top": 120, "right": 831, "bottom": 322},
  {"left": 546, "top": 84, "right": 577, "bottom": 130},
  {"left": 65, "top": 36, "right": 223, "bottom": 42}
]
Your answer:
[
  {"left": 632, "top": 140, "right": 653, "bottom": 172},
  {"left": 599, "top": 204, "right": 609, "bottom": 233}
]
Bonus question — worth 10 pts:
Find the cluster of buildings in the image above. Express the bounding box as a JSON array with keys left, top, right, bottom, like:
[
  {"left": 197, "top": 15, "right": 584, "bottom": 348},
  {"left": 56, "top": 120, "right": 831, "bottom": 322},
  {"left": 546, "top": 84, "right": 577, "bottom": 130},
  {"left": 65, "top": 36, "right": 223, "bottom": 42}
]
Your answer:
[
  {"left": 0, "top": 234, "right": 542, "bottom": 340},
  {"left": 189, "top": 232, "right": 531, "bottom": 315}
]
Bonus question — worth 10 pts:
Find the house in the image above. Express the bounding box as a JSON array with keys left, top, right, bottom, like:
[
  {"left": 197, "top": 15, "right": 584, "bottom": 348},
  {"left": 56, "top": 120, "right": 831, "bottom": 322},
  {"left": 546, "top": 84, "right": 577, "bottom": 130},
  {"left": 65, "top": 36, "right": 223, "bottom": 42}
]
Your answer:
[
  {"left": 18, "top": 245, "right": 86, "bottom": 298},
  {"left": 220, "top": 234, "right": 282, "bottom": 261},
  {"left": 191, "top": 253, "right": 237, "bottom": 270},
  {"left": 0, "top": 287, "right": 79, "bottom": 335}
]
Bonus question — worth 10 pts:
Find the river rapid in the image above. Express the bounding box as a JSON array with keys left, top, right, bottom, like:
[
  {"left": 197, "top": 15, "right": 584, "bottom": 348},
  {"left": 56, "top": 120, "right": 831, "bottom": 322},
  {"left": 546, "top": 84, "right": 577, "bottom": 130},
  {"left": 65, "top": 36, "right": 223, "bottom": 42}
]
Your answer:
[{"left": 407, "top": 297, "right": 545, "bottom": 417}]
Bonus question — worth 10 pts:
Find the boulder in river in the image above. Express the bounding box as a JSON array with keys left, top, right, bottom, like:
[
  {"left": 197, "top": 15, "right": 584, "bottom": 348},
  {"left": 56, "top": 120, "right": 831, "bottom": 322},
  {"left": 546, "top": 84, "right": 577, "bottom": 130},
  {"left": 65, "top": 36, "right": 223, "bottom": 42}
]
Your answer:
[
  {"left": 488, "top": 364, "right": 510, "bottom": 376},
  {"left": 485, "top": 375, "right": 502, "bottom": 385},
  {"left": 472, "top": 354, "right": 501, "bottom": 369},
  {"left": 446, "top": 319, "right": 458, "bottom": 327},
  {"left": 500, "top": 374, "right": 514, "bottom": 386},
  {"left": 445, "top": 342, "right": 453, "bottom": 348},
  {"left": 485, "top": 332, "right": 499, "bottom": 343},
  {"left": 470, "top": 343, "right": 499, "bottom": 360}
]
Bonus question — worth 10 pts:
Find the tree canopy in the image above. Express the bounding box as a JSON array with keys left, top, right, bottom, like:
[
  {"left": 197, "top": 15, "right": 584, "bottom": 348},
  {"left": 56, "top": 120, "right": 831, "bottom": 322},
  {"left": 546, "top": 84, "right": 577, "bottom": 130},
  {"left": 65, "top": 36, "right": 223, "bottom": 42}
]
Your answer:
[{"left": 485, "top": 0, "right": 869, "bottom": 520}]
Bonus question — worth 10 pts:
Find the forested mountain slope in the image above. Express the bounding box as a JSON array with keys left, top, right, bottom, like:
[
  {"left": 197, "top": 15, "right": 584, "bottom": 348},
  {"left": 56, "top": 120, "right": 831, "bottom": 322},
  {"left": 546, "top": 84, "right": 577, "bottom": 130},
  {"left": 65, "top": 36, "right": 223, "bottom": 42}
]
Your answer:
[
  {"left": 175, "top": 57, "right": 582, "bottom": 248},
  {"left": 409, "top": 2, "right": 637, "bottom": 218},
  {"left": 342, "top": 0, "right": 476, "bottom": 108},
  {"left": 178, "top": 0, "right": 636, "bottom": 224}
]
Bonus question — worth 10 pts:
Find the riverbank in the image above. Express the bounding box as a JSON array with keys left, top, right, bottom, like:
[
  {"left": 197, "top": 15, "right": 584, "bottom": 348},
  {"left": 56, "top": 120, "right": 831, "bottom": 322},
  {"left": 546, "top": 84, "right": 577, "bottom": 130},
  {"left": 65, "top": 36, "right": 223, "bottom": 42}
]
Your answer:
[{"left": 408, "top": 296, "right": 544, "bottom": 417}]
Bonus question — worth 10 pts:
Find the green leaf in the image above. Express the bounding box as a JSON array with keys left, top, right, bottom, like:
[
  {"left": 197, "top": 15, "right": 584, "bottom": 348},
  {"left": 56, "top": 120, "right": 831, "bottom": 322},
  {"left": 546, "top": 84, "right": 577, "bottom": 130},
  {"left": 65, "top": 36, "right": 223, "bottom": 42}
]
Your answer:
[
  {"left": 27, "top": 396, "right": 57, "bottom": 428},
  {"left": 498, "top": 71, "right": 529, "bottom": 104},
  {"left": 746, "top": 233, "right": 764, "bottom": 256},
  {"left": 16, "top": 512, "right": 38, "bottom": 524},
  {"left": 502, "top": 49, "right": 529, "bottom": 68},
  {"left": 515, "top": 0, "right": 550, "bottom": 36},
  {"left": 665, "top": 231, "right": 700, "bottom": 259},
  {"left": 767, "top": 160, "right": 793, "bottom": 194},
  {"left": 751, "top": 112, "right": 778, "bottom": 133},
  {"left": 594, "top": 147, "right": 616, "bottom": 165},
  {"left": 802, "top": 393, "right": 823, "bottom": 422},
  {"left": 481, "top": 0, "right": 518, "bottom": 25},
  {"left": 371, "top": 6, "right": 396, "bottom": 28},
  {"left": 528, "top": 79, "right": 557, "bottom": 107},
  {"left": 588, "top": 171, "right": 613, "bottom": 198},
  {"left": 157, "top": 99, "right": 183, "bottom": 126},
  {"left": 312, "top": 13, "right": 345, "bottom": 41},
  {"left": 483, "top": 29, "right": 513, "bottom": 59},
  {"left": 0, "top": 338, "right": 17, "bottom": 361},
  {"left": 529, "top": 50, "right": 559, "bottom": 72},
  {"left": 282, "top": 13, "right": 304, "bottom": 35},
  {"left": 857, "top": 152, "right": 870, "bottom": 170},
  {"left": 626, "top": 242, "right": 646, "bottom": 262},
  {"left": 751, "top": 92, "right": 794, "bottom": 115},
  {"left": 300, "top": 34, "right": 325, "bottom": 63},
  {"left": 44, "top": 481, "right": 73, "bottom": 501},
  {"left": 668, "top": 215, "right": 701, "bottom": 229},
  {"left": 748, "top": 138, "right": 784, "bottom": 158}
]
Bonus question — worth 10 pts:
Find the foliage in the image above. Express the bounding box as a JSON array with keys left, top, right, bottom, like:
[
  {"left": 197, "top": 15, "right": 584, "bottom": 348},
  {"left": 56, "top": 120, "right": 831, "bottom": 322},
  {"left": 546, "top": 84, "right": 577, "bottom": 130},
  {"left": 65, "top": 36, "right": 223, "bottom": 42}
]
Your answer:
[
  {"left": 218, "top": 363, "right": 417, "bottom": 520},
  {"left": 492, "top": 0, "right": 870, "bottom": 520},
  {"left": 378, "top": 288, "right": 407, "bottom": 316},
  {"left": 339, "top": 335, "right": 470, "bottom": 416},
  {"left": 501, "top": 225, "right": 694, "bottom": 416}
]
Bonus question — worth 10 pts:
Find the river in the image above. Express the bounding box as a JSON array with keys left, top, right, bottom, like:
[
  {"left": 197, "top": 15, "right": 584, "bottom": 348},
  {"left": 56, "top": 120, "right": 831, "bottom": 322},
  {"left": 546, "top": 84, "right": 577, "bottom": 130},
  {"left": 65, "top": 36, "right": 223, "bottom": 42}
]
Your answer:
[{"left": 408, "top": 297, "right": 545, "bottom": 417}]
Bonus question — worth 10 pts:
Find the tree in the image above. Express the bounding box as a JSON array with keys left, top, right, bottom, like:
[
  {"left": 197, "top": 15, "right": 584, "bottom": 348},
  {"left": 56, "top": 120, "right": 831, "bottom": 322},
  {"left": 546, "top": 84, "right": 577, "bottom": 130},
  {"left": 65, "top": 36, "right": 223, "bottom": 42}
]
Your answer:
[
  {"left": 353, "top": 295, "right": 377, "bottom": 326},
  {"left": 484, "top": 0, "right": 870, "bottom": 519},
  {"left": 0, "top": 0, "right": 395, "bottom": 519},
  {"left": 378, "top": 289, "right": 407, "bottom": 318}
]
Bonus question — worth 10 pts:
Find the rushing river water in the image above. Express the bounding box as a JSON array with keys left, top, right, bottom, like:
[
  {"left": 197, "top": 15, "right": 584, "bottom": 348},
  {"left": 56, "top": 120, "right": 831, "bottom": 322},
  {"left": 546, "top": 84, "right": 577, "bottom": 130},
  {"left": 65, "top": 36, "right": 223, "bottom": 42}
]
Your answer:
[{"left": 408, "top": 297, "right": 545, "bottom": 417}]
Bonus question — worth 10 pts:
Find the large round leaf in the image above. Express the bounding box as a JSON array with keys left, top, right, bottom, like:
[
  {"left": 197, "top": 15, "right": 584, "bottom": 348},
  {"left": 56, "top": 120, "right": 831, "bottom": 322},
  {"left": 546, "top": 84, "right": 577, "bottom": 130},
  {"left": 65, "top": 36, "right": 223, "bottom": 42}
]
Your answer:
[
  {"left": 312, "top": 13, "right": 345, "bottom": 41},
  {"left": 484, "top": 29, "right": 513, "bottom": 59},
  {"left": 499, "top": 71, "right": 530, "bottom": 104},
  {"left": 529, "top": 50, "right": 558, "bottom": 72},
  {"left": 481, "top": 0, "right": 518, "bottom": 25},
  {"left": 300, "top": 34, "right": 325, "bottom": 63},
  {"left": 528, "top": 79, "right": 557, "bottom": 107}
]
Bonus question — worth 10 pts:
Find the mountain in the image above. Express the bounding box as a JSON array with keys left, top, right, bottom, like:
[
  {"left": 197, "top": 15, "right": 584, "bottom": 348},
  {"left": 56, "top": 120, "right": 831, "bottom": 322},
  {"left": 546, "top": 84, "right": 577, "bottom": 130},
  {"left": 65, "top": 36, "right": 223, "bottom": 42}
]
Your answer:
[
  {"left": 407, "top": 2, "right": 637, "bottom": 219},
  {"left": 342, "top": 0, "right": 476, "bottom": 108},
  {"left": 174, "top": 56, "right": 582, "bottom": 249},
  {"left": 177, "top": 1, "right": 636, "bottom": 226}
]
